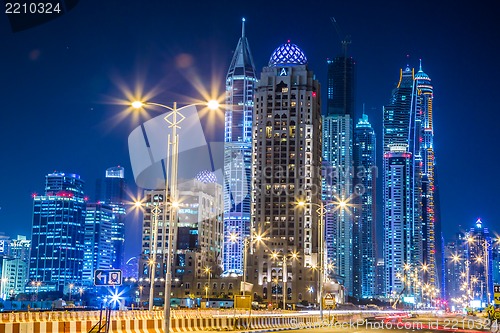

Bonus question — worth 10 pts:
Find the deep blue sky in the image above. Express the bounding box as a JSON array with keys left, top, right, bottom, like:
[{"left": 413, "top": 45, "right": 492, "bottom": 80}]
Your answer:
[{"left": 0, "top": 1, "right": 498, "bottom": 260}]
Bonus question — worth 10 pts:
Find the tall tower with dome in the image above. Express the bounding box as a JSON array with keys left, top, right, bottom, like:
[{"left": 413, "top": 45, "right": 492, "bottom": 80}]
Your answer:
[{"left": 250, "top": 41, "right": 323, "bottom": 305}]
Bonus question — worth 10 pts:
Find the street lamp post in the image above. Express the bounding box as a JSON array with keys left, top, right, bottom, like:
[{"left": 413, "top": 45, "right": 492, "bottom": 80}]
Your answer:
[
  {"left": 283, "top": 256, "right": 287, "bottom": 311},
  {"left": 204, "top": 267, "right": 211, "bottom": 307},
  {"left": 148, "top": 203, "right": 161, "bottom": 311},
  {"left": 270, "top": 251, "right": 297, "bottom": 310},
  {"left": 132, "top": 99, "right": 219, "bottom": 332},
  {"left": 298, "top": 200, "right": 344, "bottom": 320},
  {"left": 232, "top": 233, "right": 263, "bottom": 297}
]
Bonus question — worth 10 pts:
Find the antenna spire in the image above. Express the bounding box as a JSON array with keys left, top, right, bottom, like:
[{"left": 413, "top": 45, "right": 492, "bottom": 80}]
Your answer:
[
  {"left": 241, "top": 18, "right": 246, "bottom": 37},
  {"left": 419, "top": 58, "right": 423, "bottom": 71}
]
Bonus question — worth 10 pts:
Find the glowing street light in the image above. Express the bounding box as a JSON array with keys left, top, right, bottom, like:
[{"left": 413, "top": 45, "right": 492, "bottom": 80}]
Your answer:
[
  {"left": 68, "top": 283, "right": 74, "bottom": 301},
  {"left": 130, "top": 98, "right": 220, "bottom": 331},
  {"left": 204, "top": 267, "right": 211, "bottom": 307}
]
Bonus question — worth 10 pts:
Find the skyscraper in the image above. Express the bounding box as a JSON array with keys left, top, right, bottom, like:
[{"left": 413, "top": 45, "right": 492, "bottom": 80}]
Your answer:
[
  {"left": 82, "top": 203, "right": 114, "bottom": 285},
  {"left": 0, "top": 235, "right": 31, "bottom": 299},
  {"left": 353, "top": 113, "right": 377, "bottom": 298},
  {"left": 250, "top": 41, "right": 322, "bottom": 304},
  {"left": 326, "top": 56, "right": 355, "bottom": 117},
  {"left": 415, "top": 62, "right": 438, "bottom": 287},
  {"left": 323, "top": 53, "right": 355, "bottom": 296},
  {"left": 223, "top": 18, "right": 257, "bottom": 275},
  {"left": 443, "top": 234, "right": 464, "bottom": 303},
  {"left": 466, "top": 219, "right": 493, "bottom": 305},
  {"left": 30, "top": 172, "right": 86, "bottom": 292},
  {"left": 103, "top": 166, "right": 126, "bottom": 270},
  {"left": 383, "top": 65, "right": 423, "bottom": 298},
  {"left": 383, "top": 145, "right": 413, "bottom": 296}
]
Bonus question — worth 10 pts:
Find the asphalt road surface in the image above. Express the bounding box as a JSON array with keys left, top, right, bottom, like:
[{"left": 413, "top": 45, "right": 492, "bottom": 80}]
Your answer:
[{"left": 279, "top": 314, "right": 493, "bottom": 333}]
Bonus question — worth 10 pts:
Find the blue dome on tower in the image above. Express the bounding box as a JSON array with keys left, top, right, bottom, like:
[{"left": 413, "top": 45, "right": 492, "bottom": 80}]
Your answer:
[
  {"left": 268, "top": 41, "right": 307, "bottom": 67},
  {"left": 196, "top": 170, "right": 217, "bottom": 184}
]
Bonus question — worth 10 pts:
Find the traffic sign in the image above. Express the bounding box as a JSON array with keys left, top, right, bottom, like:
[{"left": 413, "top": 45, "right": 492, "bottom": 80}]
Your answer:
[
  {"left": 324, "top": 293, "right": 335, "bottom": 306},
  {"left": 94, "top": 269, "right": 122, "bottom": 286}
]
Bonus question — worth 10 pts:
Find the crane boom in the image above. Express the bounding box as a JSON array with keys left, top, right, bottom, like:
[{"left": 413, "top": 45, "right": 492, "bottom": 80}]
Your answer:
[{"left": 330, "top": 16, "right": 351, "bottom": 56}]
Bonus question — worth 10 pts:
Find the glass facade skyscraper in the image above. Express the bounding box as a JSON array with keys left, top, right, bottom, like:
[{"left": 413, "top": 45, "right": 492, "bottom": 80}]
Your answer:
[
  {"left": 82, "top": 203, "right": 114, "bottom": 285},
  {"left": 466, "top": 219, "right": 493, "bottom": 305},
  {"left": 415, "top": 63, "right": 438, "bottom": 287},
  {"left": 222, "top": 19, "right": 256, "bottom": 275},
  {"left": 383, "top": 146, "right": 413, "bottom": 296},
  {"left": 353, "top": 114, "right": 376, "bottom": 298},
  {"left": 103, "top": 166, "right": 126, "bottom": 270},
  {"left": 383, "top": 65, "right": 422, "bottom": 298},
  {"left": 326, "top": 56, "right": 355, "bottom": 117},
  {"left": 29, "top": 172, "right": 86, "bottom": 292},
  {"left": 323, "top": 55, "right": 355, "bottom": 296},
  {"left": 383, "top": 62, "right": 441, "bottom": 299}
]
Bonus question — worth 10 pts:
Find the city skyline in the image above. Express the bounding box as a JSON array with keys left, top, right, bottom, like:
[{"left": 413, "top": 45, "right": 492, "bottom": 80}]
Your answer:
[{"left": 0, "top": 1, "right": 499, "bottom": 259}]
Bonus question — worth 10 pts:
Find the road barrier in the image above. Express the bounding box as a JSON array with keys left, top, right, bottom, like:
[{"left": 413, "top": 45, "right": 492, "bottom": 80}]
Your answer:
[{"left": 0, "top": 309, "right": 420, "bottom": 332}]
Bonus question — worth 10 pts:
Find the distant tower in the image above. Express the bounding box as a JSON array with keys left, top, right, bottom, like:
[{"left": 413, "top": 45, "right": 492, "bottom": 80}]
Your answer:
[
  {"left": 30, "top": 172, "right": 86, "bottom": 292},
  {"left": 82, "top": 203, "right": 114, "bottom": 285},
  {"left": 466, "top": 219, "right": 493, "bottom": 305},
  {"left": 323, "top": 41, "right": 355, "bottom": 297},
  {"left": 251, "top": 41, "right": 322, "bottom": 304},
  {"left": 353, "top": 113, "right": 377, "bottom": 298},
  {"left": 223, "top": 18, "right": 257, "bottom": 275},
  {"left": 104, "top": 166, "right": 126, "bottom": 270},
  {"left": 443, "top": 232, "right": 465, "bottom": 302}
]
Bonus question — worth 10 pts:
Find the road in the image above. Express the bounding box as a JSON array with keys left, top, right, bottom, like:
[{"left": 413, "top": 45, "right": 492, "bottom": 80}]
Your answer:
[{"left": 277, "top": 314, "right": 492, "bottom": 333}]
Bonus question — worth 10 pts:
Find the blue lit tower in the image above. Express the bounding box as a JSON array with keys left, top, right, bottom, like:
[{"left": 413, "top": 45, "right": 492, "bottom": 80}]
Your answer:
[
  {"left": 323, "top": 43, "right": 355, "bottom": 296},
  {"left": 383, "top": 65, "right": 422, "bottom": 298},
  {"left": 383, "top": 145, "right": 413, "bottom": 297},
  {"left": 466, "top": 219, "right": 493, "bottom": 305},
  {"left": 223, "top": 18, "right": 257, "bottom": 275},
  {"left": 82, "top": 203, "right": 114, "bottom": 285},
  {"left": 415, "top": 62, "right": 438, "bottom": 288},
  {"left": 353, "top": 113, "right": 377, "bottom": 298},
  {"left": 103, "top": 166, "right": 126, "bottom": 270},
  {"left": 29, "top": 172, "right": 86, "bottom": 292},
  {"left": 251, "top": 41, "right": 322, "bottom": 304}
]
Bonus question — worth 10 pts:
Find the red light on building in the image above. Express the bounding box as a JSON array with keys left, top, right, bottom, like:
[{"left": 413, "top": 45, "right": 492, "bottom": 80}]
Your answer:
[{"left": 312, "top": 92, "right": 317, "bottom": 97}]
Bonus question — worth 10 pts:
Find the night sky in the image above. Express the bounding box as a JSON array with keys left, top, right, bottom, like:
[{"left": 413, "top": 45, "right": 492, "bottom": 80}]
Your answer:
[{"left": 0, "top": 1, "right": 498, "bottom": 260}]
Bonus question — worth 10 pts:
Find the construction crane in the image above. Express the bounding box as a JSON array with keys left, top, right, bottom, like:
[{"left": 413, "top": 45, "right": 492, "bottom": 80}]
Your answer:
[{"left": 330, "top": 17, "right": 351, "bottom": 57}]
